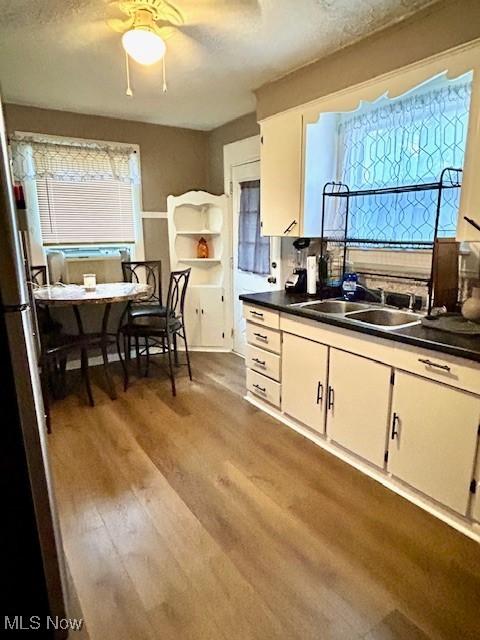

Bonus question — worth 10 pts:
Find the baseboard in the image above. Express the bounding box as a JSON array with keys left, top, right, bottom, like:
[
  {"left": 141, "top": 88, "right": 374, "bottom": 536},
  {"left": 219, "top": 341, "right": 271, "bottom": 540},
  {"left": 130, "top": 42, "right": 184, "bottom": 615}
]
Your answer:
[{"left": 245, "top": 392, "right": 480, "bottom": 543}]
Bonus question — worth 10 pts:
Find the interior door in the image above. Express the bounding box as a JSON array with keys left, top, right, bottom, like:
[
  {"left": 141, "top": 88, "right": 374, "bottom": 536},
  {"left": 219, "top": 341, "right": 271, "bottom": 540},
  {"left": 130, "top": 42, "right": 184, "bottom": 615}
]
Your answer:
[
  {"left": 389, "top": 372, "right": 480, "bottom": 515},
  {"left": 282, "top": 333, "right": 329, "bottom": 434},
  {"left": 232, "top": 161, "right": 281, "bottom": 356},
  {"left": 327, "top": 349, "right": 392, "bottom": 468}
]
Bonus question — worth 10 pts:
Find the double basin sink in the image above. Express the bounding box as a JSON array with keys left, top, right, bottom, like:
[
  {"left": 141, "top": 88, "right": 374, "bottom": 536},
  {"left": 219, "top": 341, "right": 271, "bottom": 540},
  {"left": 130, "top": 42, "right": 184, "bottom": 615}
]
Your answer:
[{"left": 291, "top": 299, "right": 423, "bottom": 330}]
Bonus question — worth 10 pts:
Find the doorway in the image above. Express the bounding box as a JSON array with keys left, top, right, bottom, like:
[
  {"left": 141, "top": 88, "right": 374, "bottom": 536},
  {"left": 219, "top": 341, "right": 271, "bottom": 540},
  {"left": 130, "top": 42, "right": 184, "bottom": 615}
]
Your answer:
[{"left": 232, "top": 160, "right": 281, "bottom": 356}]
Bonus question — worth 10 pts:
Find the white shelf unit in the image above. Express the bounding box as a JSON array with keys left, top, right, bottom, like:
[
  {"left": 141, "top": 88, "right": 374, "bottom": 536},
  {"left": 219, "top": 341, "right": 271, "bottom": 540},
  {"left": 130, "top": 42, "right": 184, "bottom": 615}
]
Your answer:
[{"left": 167, "top": 191, "right": 230, "bottom": 350}]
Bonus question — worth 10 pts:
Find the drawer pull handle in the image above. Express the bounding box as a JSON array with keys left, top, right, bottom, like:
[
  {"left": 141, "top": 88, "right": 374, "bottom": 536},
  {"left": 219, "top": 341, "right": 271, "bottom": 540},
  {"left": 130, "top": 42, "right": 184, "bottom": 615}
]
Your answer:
[
  {"left": 391, "top": 412, "right": 399, "bottom": 440},
  {"left": 316, "top": 381, "right": 323, "bottom": 405},
  {"left": 327, "top": 386, "right": 334, "bottom": 410},
  {"left": 253, "top": 383, "right": 266, "bottom": 393},
  {"left": 418, "top": 358, "right": 451, "bottom": 372},
  {"left": 250, "top": 310, "right": 264, "bottom": 318},
  {"left": 252, "top": 357, "right": 266, "bottom": 367},
  {"left": 253, "top": 332, "right": 268, "bottom": 341}
]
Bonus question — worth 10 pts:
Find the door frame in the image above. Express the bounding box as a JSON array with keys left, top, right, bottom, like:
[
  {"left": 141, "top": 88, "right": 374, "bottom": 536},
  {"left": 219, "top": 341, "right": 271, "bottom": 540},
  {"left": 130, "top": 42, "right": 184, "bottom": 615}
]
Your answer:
[{"left": 224, "top": 136, "right": 282, "bottom": 356}]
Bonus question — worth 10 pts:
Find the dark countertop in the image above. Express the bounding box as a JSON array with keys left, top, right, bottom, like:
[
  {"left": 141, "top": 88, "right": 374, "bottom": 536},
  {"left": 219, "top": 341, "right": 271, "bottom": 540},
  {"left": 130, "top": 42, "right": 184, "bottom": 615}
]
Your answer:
[{"left": 240, "top": 290, "right": 480, "bottom": 364}]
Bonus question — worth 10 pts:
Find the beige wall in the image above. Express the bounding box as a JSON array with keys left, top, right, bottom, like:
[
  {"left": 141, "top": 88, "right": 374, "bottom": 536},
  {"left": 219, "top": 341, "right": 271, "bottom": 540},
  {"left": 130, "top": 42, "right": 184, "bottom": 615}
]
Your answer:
[
  {"left": 207, "top": 112, "right": 259, "bottom": 194},
  {"left": 255, "top": 0, "right": 480, "bottom": 120},
  {"left": 4, "top": 103, "right": 209, "bottom": 211}
]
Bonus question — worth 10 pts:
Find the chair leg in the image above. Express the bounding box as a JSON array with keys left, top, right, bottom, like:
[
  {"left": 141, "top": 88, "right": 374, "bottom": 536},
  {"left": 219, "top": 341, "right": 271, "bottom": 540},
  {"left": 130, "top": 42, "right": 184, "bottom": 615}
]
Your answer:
[
  {"left": 117, "top": 331, "right": 129, "bottom": 392},
  {"left": 173, "top": 333, "right": 179, "bottom": 366},
  {"left": 182, "top": 326, "right": 192, "bottom": 381},
  {"left": 80, "top": 348, "right": 95, "bottom": 407},
  {"left": 145, "top": 337, "right": 150, "bottom": 378},
  {"left": 165, "top": 332, "right": 176, "bottom": 396},
  {"left": 101, "top": 341, "right": 117, "bottom": 400},
  {"left": 135, "top": 336, "right": 141, "bottom": 376}
]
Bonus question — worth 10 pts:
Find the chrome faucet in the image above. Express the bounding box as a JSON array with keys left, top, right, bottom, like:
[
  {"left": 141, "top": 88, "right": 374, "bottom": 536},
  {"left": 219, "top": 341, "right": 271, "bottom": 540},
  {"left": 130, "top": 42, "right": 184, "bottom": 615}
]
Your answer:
[{"left": 355, "top": 283, "right": 386, "bottom": 305}]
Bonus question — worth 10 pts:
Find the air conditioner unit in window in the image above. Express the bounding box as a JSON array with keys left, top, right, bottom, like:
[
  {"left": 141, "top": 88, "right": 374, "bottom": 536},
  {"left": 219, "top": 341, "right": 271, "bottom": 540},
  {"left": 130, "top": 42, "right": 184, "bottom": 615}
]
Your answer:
[{"left": 45, "top": 245, "right": 132, "bottom": 285}]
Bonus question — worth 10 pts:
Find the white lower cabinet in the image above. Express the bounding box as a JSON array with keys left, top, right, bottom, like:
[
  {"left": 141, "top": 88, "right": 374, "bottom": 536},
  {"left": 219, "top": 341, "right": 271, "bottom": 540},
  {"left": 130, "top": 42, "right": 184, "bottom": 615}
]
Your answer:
[
  {"left": 281, "top": 333, "right": 328, "bottom": 433},
  {"left": 326, "top": 349, "right": 392, "bottom": 468},
  {"left": 388, "top": 372, "right": 480, "bottom": 515},
  {"left": 185, "top": 287, "right": 224, "bottom": 348}
]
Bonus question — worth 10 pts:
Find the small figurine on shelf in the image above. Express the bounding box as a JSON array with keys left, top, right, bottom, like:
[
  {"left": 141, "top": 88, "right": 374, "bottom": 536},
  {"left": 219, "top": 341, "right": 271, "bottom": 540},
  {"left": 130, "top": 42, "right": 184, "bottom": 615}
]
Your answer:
[{"left": 197, "top": 237, "right": 209, "bottom": 259}]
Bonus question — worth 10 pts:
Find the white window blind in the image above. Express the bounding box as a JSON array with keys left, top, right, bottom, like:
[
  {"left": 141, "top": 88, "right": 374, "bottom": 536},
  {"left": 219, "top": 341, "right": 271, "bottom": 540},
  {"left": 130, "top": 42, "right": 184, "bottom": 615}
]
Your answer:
[{"left": 37, "top": 176, "right": 136, "bottom": 245}]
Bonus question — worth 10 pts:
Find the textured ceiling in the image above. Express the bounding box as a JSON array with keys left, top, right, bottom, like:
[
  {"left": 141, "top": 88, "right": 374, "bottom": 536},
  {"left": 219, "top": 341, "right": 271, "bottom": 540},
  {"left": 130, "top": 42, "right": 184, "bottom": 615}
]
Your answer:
[{"left": 0, "top": 0, "right": 436, "bottom": 130}]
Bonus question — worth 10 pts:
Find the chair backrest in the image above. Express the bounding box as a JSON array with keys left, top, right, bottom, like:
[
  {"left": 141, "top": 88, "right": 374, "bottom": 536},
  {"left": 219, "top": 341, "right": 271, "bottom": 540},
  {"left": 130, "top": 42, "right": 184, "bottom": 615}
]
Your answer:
[
  {"left": 30, "top": 265, "right": 47, "bottom": 287},
  {"left": 166, "top": 268, "right": 191, "bottom": 319},
  {"left": 122, "top": 261, "right": 162, "bottom": 304}
]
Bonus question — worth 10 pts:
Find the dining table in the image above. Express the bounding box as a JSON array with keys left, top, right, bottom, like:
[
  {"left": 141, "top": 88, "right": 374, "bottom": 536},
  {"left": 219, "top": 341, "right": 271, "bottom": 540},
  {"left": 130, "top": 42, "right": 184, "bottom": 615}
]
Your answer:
[{"left": 34, "top": 282, "right": 152, "bottom": 403}]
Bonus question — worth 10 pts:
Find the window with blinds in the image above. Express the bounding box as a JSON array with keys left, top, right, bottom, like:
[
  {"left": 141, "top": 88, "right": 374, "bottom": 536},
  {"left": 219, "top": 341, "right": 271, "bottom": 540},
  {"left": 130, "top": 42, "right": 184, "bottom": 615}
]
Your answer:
[{"left": 37, "top": 176, "right": 136, "bottom": 245}]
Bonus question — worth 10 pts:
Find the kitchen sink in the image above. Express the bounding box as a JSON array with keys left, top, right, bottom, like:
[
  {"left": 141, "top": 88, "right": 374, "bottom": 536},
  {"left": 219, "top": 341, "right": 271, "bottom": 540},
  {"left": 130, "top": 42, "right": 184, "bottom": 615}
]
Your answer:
[
  {"left": 345, "top": 308, "right": 422, "bottom": 329},
  {"left": 292, "top": 300, "right": 370, "bottom": 314}
]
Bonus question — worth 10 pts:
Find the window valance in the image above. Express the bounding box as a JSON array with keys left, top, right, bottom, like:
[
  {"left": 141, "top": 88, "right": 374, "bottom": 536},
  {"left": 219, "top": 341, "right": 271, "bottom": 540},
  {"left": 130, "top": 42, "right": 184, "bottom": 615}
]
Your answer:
[{"left": 10, "top": 134, "right": 140, "bottom": 184}]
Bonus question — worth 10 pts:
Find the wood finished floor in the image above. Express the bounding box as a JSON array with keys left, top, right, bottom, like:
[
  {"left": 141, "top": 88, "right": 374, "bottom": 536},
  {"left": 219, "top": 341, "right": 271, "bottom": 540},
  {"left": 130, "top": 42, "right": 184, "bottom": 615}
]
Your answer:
[{"left": 49, "top": 352, "right": 480, "bottom": 640}]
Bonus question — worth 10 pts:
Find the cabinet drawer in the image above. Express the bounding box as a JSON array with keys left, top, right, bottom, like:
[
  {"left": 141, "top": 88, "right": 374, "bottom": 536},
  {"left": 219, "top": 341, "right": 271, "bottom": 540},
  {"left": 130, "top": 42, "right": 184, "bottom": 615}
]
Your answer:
[
  {"left": 247, "top": 369, "right": 281, "bottom": 407},
  {"left": 246, "top": 321, "right": 281, "bottom": 354},
  {"left": 394, "top": 345, "right": 480, "bottom": 395},
  {"left": 243, "top": 304, "right": 280, "bottom": 330},
  {"left": 246, "top": 344, "right": 281, "bottom": 381}
]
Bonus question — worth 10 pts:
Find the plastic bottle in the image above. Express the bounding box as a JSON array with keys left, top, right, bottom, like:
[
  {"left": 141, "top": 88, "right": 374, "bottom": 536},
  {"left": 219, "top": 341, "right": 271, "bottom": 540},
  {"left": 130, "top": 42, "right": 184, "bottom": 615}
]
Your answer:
[{"left": 342, "top": 272, "right": 358, "bottom": 301}]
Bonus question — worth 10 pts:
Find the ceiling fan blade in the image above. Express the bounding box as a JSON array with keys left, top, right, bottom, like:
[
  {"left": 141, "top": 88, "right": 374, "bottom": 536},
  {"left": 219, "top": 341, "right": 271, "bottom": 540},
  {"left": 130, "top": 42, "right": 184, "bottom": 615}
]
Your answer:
[{"left": 107, "top": 17, "right": 134, "bottom": 33}]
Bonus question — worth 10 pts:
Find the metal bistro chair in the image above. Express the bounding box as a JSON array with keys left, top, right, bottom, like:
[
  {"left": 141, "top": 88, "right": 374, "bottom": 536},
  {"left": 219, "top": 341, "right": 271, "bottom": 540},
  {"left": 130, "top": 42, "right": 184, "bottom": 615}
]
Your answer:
[
  {"left": 117, "top": 268, "right": 192, "bottom": 396},
  {"left": 121, "top": 260, "right": 164, "bottom": 318},
  {"left": 122, "top": 260, "right": 166, "bottom": 367},
  {"left": 30, "top": 265, "right": 48, "bottom": 287}
]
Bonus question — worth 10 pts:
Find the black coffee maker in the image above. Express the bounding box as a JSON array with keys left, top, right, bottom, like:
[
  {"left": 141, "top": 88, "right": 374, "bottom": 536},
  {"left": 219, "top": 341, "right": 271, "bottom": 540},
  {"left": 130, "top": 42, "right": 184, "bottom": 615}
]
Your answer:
[{"left": 285, "top": 238, "right": 310, "bottom": 293}]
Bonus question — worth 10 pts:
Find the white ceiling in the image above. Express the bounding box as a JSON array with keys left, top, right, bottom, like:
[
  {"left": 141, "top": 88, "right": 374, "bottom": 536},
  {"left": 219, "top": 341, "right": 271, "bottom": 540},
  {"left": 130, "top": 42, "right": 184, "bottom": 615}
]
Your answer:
[{"left": 0, "top": 0, "right": 436, "bottom": 130}]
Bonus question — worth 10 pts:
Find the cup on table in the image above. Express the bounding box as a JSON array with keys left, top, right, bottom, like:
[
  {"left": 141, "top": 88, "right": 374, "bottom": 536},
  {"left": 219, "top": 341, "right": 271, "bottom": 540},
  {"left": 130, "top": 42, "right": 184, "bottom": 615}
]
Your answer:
[{"left": 83, "top": 273, "right": 97, "bottom": 291}]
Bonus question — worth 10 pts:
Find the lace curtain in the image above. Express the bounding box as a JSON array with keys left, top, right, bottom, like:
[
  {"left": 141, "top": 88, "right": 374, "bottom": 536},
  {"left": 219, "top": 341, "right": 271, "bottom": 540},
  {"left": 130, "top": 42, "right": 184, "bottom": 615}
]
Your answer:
[
  {"left": 10, "top": 135, "right": 140, "bottom": 184},
  {"left": 336, "top": 79, "right": 472, "bottom": 241},
  {"left": 238, "top": 180, "right": 270, "bottom": 275}
]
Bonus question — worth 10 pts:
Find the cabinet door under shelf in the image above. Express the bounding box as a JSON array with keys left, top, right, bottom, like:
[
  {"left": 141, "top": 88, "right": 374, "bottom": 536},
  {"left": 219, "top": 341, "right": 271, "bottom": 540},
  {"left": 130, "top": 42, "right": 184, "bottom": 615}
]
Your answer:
[
  {"left": 198, "top": 287, "right": 225, "bottom": 347},
  {"left": 327, "top": 349, "right": 392, "bottom": 468},
  {"left": 282, "top": 333, "right": 328, "bottom": 433},
  {"left": 389, "top": 372, "right": 480, "bottom": 515}
]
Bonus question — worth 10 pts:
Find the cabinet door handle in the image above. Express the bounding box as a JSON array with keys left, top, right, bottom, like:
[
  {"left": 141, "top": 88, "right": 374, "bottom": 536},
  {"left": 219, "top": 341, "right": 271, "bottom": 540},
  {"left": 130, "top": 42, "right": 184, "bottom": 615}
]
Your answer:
[
  {"left": 253, "top": 332, "right": 268, "bottom": 341},
  {"left": 252, "top": 357, "right": 266, "bottom": 367},
  {"left": 250, "top": 310, "right": 264, "bottom": 318},
  {"left": 391, "top": 412, "right": 399, "bottom": 440},
  {"left": 283, "top": 220, "right": 297, "bottom": 234},
  {"left": 253, "top": 383, "right": 266, "bottom": 393},
  {"left": 327, "top": 386, "right": 334, "bottom": 410},
  {"left": 418, "top": 358, "right": 451, "bottom": 372},
  {"left": 316, "top": 382, "right": 323, "bottom": 405}
]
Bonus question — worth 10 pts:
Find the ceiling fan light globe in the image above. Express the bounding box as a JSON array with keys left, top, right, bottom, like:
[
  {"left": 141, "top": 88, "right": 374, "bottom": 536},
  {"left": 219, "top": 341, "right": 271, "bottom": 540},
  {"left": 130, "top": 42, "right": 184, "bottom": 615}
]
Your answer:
[{"left": 122, "top": 28, "right": 166, "bottom": 65}]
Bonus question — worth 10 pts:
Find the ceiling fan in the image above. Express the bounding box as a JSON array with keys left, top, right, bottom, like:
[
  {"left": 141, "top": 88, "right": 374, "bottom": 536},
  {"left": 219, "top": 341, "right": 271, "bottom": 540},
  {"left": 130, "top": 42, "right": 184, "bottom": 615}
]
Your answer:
[
  {"left": 107, "top": 0, "right": 262, "bottom": 96},
  {"left": 108, "top": 0, "right": 186, "bottom": 96},
  {"left": 108, "top": 1, "right": 184, "bottom": 65}
]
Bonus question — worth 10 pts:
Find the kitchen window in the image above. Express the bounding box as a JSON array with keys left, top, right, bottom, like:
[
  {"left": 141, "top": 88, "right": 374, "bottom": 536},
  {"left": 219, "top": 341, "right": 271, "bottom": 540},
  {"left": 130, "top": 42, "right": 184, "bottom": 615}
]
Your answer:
[
  {"left": 10, "top": 133, "right": 143, "bottom": 262},
  {"left": 336, "top": 74, "right": 472, "bottom": 242}
]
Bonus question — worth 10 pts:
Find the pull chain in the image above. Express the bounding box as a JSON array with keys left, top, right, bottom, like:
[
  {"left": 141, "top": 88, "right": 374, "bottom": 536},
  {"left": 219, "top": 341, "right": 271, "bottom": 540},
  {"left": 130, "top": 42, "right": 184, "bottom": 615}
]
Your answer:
[
  {"left": 125, "top": 51, "right": 133, "bottom": 97},
  {"left": 162, "top": 53, "right": 167, "bottom": 94}
]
